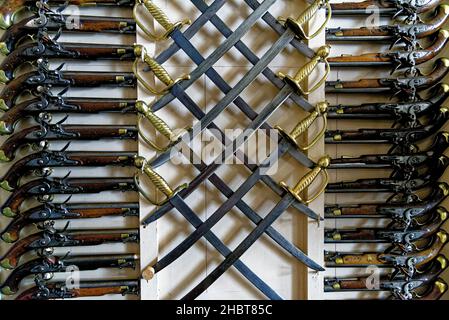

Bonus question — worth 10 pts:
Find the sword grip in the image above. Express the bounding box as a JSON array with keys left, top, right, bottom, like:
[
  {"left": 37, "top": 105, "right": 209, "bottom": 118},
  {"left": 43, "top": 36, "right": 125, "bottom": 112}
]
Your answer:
[
  {"left": 280, "top": 156, "right": 330, "bottom": 204},
  {"left": 133, "top": 46, "right": 190, "bottom": 95},
  {"left": 134, "top": 157, "right": 187, "bottom": 206}
]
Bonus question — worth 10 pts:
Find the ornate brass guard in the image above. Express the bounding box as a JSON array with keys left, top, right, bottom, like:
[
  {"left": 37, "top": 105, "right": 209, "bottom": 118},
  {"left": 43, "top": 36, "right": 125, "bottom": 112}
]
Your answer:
[
  {"left": 133, "top": 156, "right": 188, "bottom": 206},
  {"left": 133, "top": 45, "right": 190, "bottom": 95},
  {"left": 279, "top": 156, "right": 330, "bottom": 205},
  {"left": 279, "top": 0, "right": 332, "bottom": 40},
  {"left": 133, "top": 0, "right": 191, "bottom": 42},
  {"left": 278, "top": 45, "right": 331, "bottom": 96}
]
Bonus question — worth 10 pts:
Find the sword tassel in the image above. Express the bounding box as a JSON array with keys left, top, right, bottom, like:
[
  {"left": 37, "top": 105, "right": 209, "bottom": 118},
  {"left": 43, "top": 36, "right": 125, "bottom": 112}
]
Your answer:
[
  {"left": 134, "top": 0, "right": 191, "bottom": 42},
  {"left": 133, "top": 45, "right": 190, "bottom": 95}
]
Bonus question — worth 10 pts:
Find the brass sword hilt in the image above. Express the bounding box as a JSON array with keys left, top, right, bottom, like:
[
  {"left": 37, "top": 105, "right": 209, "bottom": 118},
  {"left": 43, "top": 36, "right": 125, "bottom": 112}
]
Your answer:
[
  {"left": 136, "top": 100, "right": 190, "bottom": 152},
  {"left": 278, "top": 45, "right": 331, "bottom": 96},
  {"left": 279, "top": 0, "right": 332, "bottom": 40},
  {"left": 134, "top": 0, "right": 191, "bottom": 42},
  {"left": 280, "top": 156, "right": 330, "bottom": 205},
  {"left": 133, "top": 45, "right": 190, "bottom": 95},
  {"left": 275, "top": 101, "right": 328, "bottom": 151},
  {"left": 133, "top": 156, "right": 188, "bottom": 206}
]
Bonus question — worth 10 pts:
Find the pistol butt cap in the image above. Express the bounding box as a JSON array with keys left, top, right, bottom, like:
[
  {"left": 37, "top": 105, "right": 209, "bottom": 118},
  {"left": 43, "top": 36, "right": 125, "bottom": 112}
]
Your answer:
[
  {"left": 437, "top": 207, "right": 449, "bottom": 221},
  {"left": 0, "top": 14, "right": 12, "bottom": 30},
  {"left": 2, "top": 207, "right": 16, "bottom": 218},
  {"left": 437, "top": 255, "right": 448, "bottom": 270},
  {"left": 439, "top": 182, "right": 449, "bottom": 196},
  {"left": 439, "top": 57, "right": 449, "bottom": 67},
  {"left": 435, "top": 279, "right": 448, "bottom": 293},
  {"left": 437, "top": 230, "right": 448, "bottom": 243},
  {"left": 440, "top": 29, "right": 449, "bottom": 38},
  {"left": 0, "top": 42, "right": 9, "bottom": 56},
  {"left": 440, "top": 83, "right": 449, "bottom": 93},
  {"left": 0, "top": 70, "right": 10, "bottom": 84},
  {"left": 0, "top": 150, "right": 10, "bottom": 162},
  {"left": 440, "top": 4, "right": 449, "bottom": 14},
  {"left": 1, "top": 232, "right": 17, "bottom": 243},
  {"left": 0, "top": 180, "right": 13, "bottom": 191},
  {"left": 1, "top": 286, "right": 14, "bottom": 296},
  {"left": 0, "top": 99, "right": 9, "bottom": 111},
  {"left": 0, "top": 258, "right": 14, "bottom": 269},
  {"left": 0, "top": 121, "right": 12, "bottom": 135}
]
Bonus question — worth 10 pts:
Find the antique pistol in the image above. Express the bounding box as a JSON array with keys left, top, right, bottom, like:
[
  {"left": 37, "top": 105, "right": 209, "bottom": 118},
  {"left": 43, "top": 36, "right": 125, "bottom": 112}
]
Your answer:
[
  {"left": 326, "top": 155, "right": 449, "bottom": 199},
  {"left": 330, "top": 0, "right": 443, "bottom": 20},
  {"left": 325, "top": 183, "right": 449, "bottom": 226},
  {"left": 0, "top": 253, "right": 139, "bottom": 295},
  {"left": 1, "top": 14, "right": 136, "bottom": 55},
  {"left": 326, "top": 58, "right": 449, "bottom": 100},
  {"left": 0, "top": 121, "right": 138, "bottom": 162},
  {"left": 325, "top": 209, "right": 448, "bottom": 250},
  {"left": 326, "top": 4, "right": 449, "bottom": 49},
  {"left": 0, "top": 176, "right": 138, "bottom": 217},
  {"left": 327, "top": 83, "right": 449, "bottom": 127},
  {"left": 328, "top": 29, "right": 449, "bottom": 74},
  {"left": 324, "top": 255, "right": 448, "bottom": 300},
  {"left": 0, "top": 90, "right": 137, "bottom": 135},
  {"left": 0, "top": 149, "right": 138, "bottom": 190},
  {"left": 0, "top": 228, "right": 139, "bottom": 270},
  {"left": 326, "top": 107, "right": 449, "bottom": 153},
  {"left": 0, "top": 0, "right": 135, "bottom": 30},
  {"left": 0, "top": 60, "right": 136, "bottom": 110},
  {"left": 330, "top": 132, "right": 449, "bottom": 179},
  {"left": 0, "top": 34, "right": 139, "bottom": 83},
  {"left": 14, "top": 279, "right": 140, "bottom": 300},
  {"left": 0, "top": 201, "right": 139, "bottom": 243},
  {"left": 325, "top": 230, "right": 448, "bottom": 278}
]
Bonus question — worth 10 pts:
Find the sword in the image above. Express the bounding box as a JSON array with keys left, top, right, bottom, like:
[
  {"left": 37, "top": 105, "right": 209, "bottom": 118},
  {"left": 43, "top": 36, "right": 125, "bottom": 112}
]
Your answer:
[
  {"left": 140, "top": 106, "right": 328, "bottom": 276},
  {"left": 147, "top": 0, "right": 330, "bottom": 116},
  {"left": 181, "top": 157, "right": 330, "bottom": 300},
  {"left": 143, "top": 50, "right": 329, "bottom": 228},
  {"left": 133, "top": 159, "right": 282, "bottom": 300}
]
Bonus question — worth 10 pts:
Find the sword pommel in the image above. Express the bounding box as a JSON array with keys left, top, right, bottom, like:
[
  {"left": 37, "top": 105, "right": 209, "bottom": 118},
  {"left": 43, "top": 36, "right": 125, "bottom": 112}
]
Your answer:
[
  {"left": 278, "top": 46, "right": 330, "bottom": 95},
  {"left": 133, "top": 0, "right": 191, "bottom": 42},
  {"left": 276, "top": 101, "right": 328, "bottom": 151},
  {"left": 134, "top": 158, "right": 188, "bottom": 206},
  {"left": 133, "top": 45, "right": 190, "bottom": 95},
  {"left": 136, "top": 100, "right": 185, "bottom": 152},
  {"left": 280, "top": 156, "right": 330, "bottom": 204}
]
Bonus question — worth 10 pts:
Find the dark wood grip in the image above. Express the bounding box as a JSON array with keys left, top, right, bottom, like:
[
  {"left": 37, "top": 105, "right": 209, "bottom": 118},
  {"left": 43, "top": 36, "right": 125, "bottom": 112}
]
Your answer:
[{"left": 0, "top": 232, "right": 42, "bottom": 269}]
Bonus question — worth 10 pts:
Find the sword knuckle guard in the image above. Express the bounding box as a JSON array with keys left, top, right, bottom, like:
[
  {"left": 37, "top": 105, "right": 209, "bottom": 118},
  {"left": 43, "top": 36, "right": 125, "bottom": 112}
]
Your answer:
[{"left": 135, "top": 0, "right": 191, "bottom": 42}]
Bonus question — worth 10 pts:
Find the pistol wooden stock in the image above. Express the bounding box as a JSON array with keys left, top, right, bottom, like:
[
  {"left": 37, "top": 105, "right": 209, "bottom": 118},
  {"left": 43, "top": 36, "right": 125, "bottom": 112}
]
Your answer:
[
  {"left": 0, "top": 70, "right": 136, "bottom": 110},
  {"left": 1, "top": 177, "right": 138, "bottom": 217},
  {"left": 0, "top": 0, "right": 135, "bottom": 30},
  {"left": 0, "top": 151, "right": 138, "bottom": 190},
  {"left": 328, "top": 29, "right": 449, "bottom": 67},
  {"left": 0, "top": 202, "right": 139, "bottom": 242},
  {"left": 0, "top": 125, "right": 138, "bottom": 162},
  {"left": 0, "top": 229, "right": 139, "bottom": 269},
  {"left": 415, "top": 279, "right": 448, "bottom": 300},
  {"left": 1, "top": 42, "right": 137, "bottom": 82},
  {"left": 14, "top": 279, "right": 140, "bottom": 300},
  {"left": 327, "top": 5, "right": 449, "bottom": 42},
  {"left": 330, "top": 0, "right": 442, "bottom": 16},
  {"left": 0, "top": 253, "right": 138, "bottom": 295},
  {"left": 0, "top": 97, "right": 137, "bottom": 134}
]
